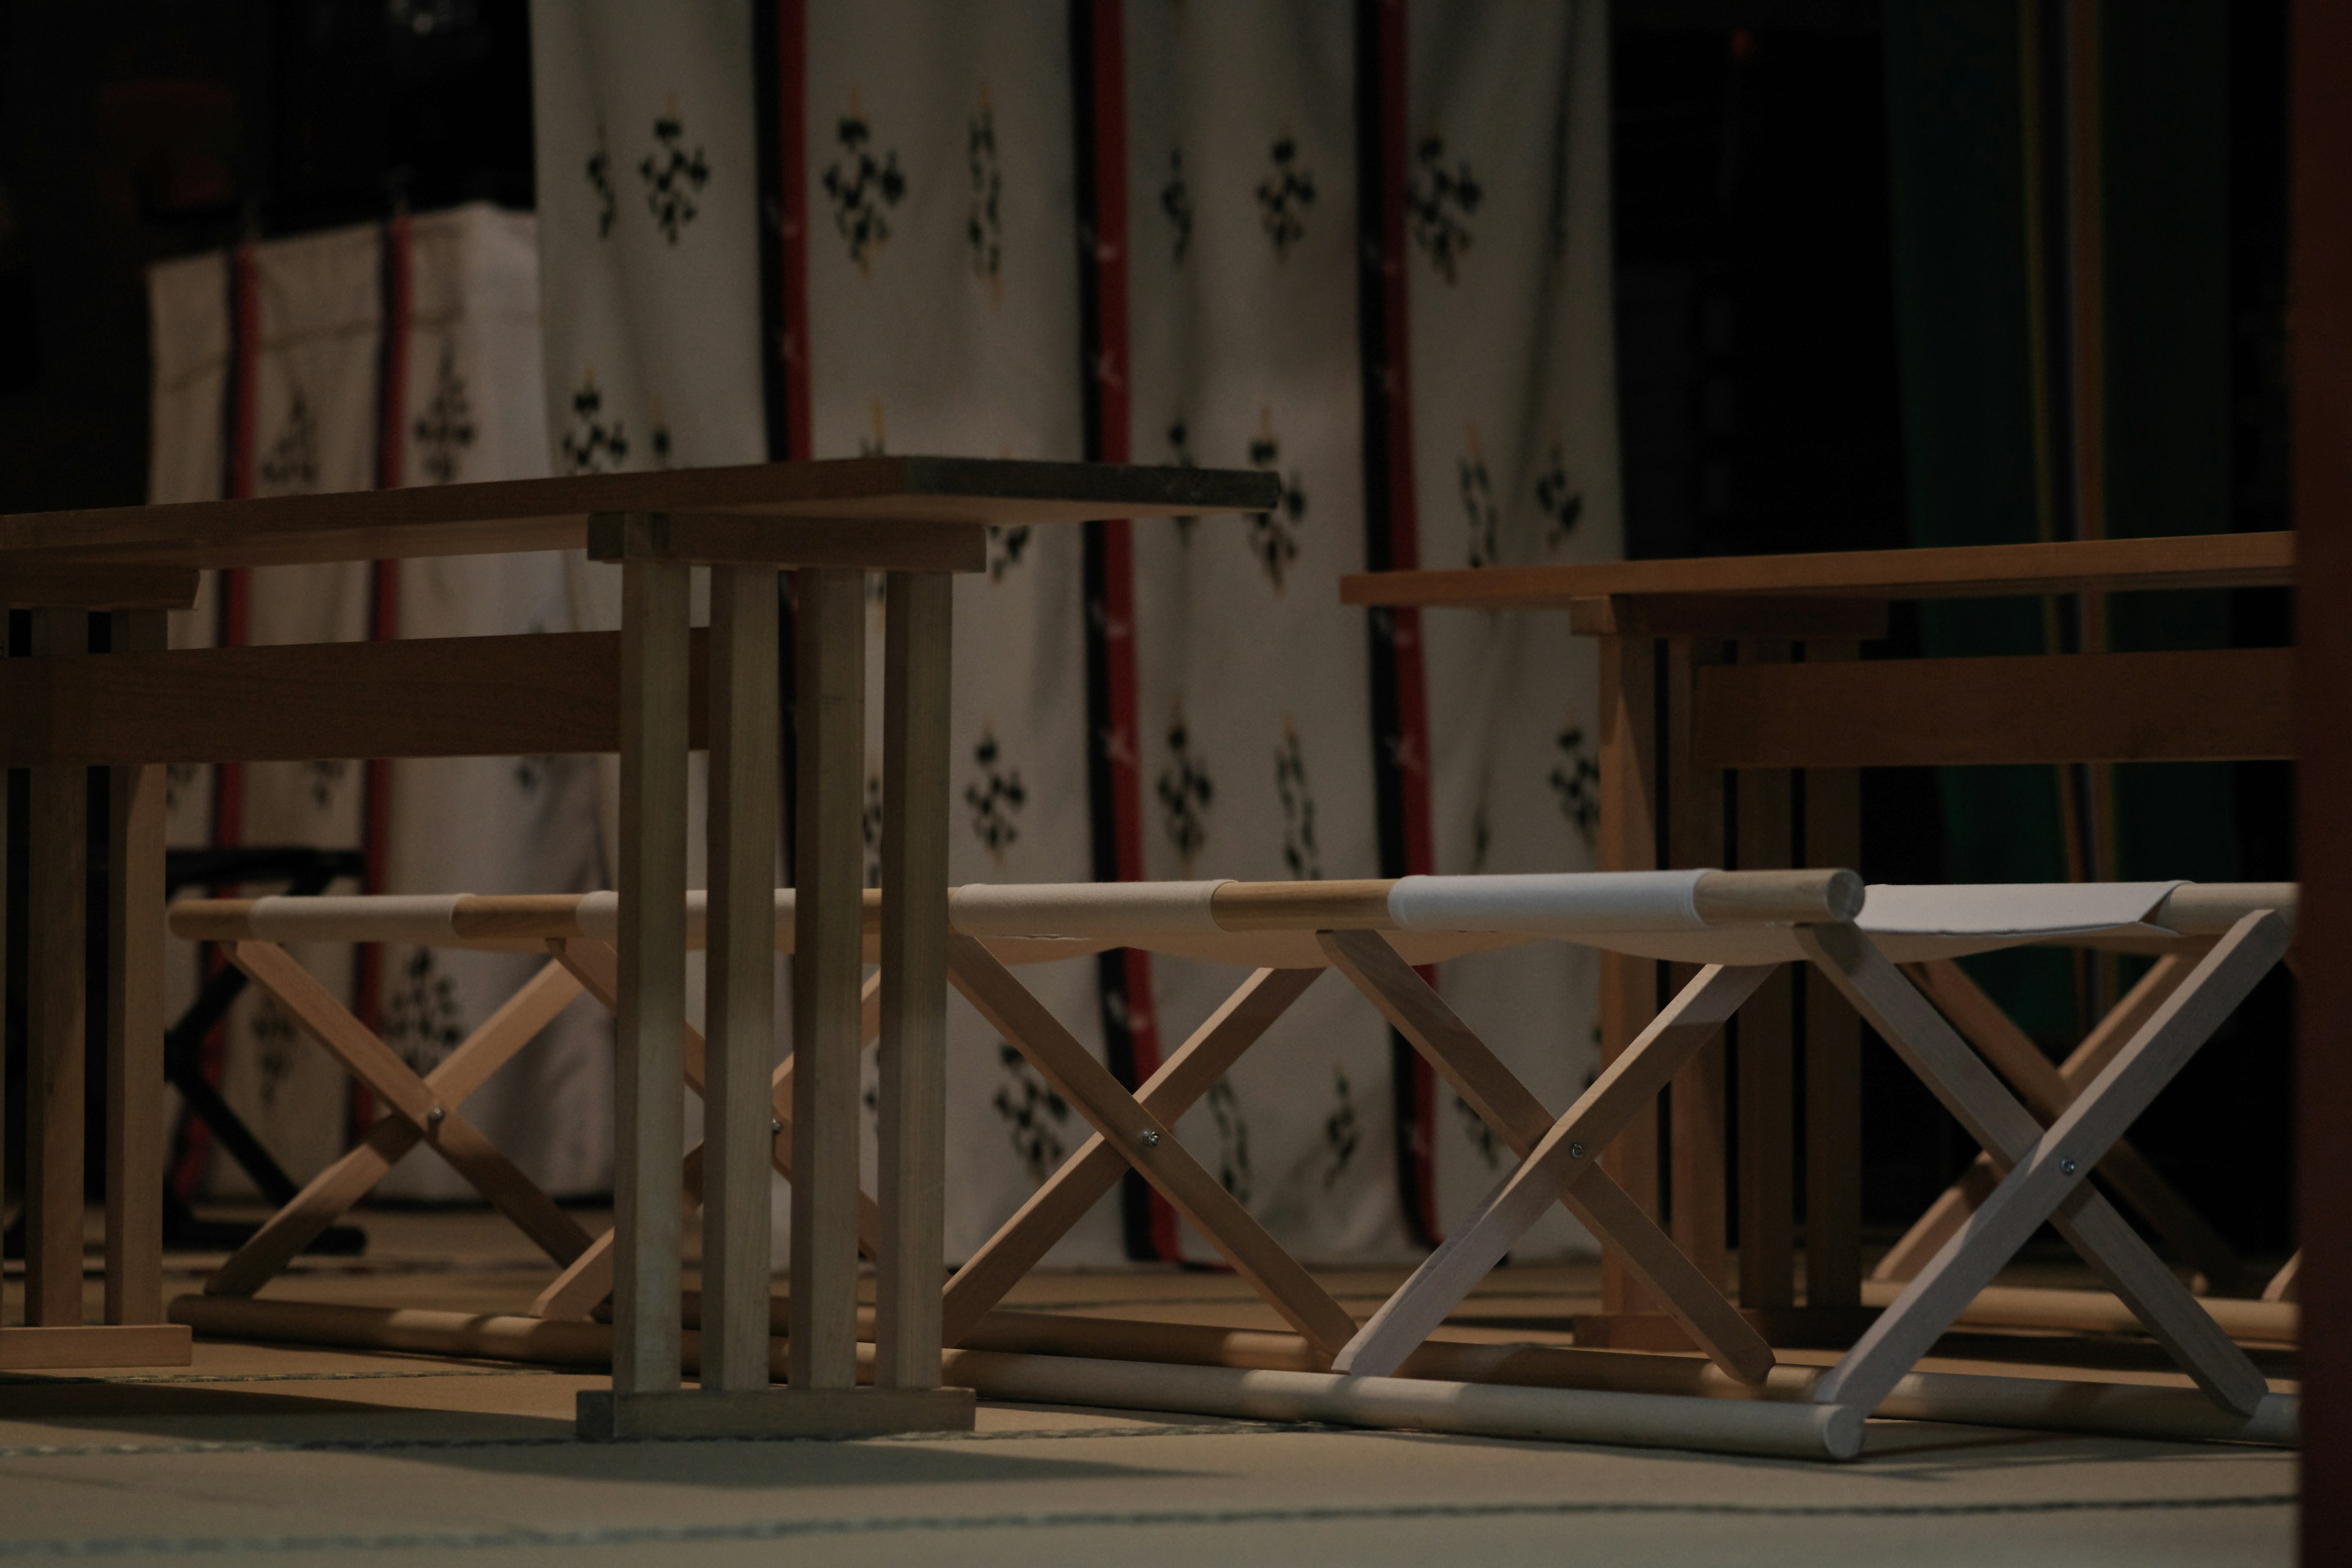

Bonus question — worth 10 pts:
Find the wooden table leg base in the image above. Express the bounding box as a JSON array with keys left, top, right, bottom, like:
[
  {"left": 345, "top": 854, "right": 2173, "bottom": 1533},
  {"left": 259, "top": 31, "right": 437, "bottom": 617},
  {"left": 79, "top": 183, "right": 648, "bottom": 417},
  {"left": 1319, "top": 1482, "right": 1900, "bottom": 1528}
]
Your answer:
[
  {"left": 576, "top": 1385, "right": 976, "bottom": 1441},
  {"left": 1570, "top": 1308, "right": 1883, "bottom": 1354},
  {"left": 0, "top": 1323, "right": 192, "bottom": 1370}
]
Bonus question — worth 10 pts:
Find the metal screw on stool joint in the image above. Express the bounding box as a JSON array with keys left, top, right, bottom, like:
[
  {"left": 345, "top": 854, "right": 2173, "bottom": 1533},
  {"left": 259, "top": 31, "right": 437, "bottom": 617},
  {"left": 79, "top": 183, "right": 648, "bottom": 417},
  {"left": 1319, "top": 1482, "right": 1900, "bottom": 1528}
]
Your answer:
[
  {"left": 1568, "top": 1142, "right": 1586, "bottom": 1159},
  {"left": 426, "top": 1106, "right": 445, "bottom": 1128},
  {"left": 2059, "top": 1156, "right": 2078, "bottom": 1176},
  {"left": 1137, "top": 1129, "right": 1163, "bottom": 1148},
  {"left": 771, "top": 1119, "right": 784, "bottom": 1137}
]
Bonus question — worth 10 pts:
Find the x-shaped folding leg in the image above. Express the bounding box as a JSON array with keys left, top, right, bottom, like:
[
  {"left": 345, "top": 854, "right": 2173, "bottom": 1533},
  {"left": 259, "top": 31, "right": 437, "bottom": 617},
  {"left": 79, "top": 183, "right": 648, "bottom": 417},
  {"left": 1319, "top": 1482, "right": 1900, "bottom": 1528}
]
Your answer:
[
  {"left": 1879, "top": 949, "right": 2242, "bottom": 1292},
  {"left": 205, "top": 943, "right": 592, "bottom": 1298},
  {"left": 1318, "top": 930, "right": 1774, "bottom": 1384},
  {"left": 530, "top": 938, "right": 886, "bottom": 1321},
  {"left": 1802, "top": 914, "right": 2286, "bottom": 1415},
  {"left": 941, "top": 965, "right": 1326, "bottom": 1345},
  {"left": 946, "top": 934, "right": 1360, "bottom": 1356},
  {"left": 1335, "top": 959, "right": 1775, "bottom": 1379}
]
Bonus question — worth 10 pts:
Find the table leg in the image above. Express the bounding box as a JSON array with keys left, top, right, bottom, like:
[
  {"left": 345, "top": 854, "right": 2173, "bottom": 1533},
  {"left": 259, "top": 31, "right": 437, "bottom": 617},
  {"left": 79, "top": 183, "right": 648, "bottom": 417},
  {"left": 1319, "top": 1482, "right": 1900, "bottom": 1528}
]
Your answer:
[
  {"left": 606, "top": 553, "right": 691, "bottom": 1402},
  {"left": 1733, "top": 641, "right": 1797, "bottom": 1311},
  {"left": 106, "top": 608, "right": 169, "bottom": 1325},
  {"left": 1802, "top": 638, "right": 1864, "bottom": 1310},
  {"left": 1666, "top": 637, "right": 1728, "bottom": 1292},
  {"left": 1596, "top": 633, "right": 1660, "bottom": 1314},
  {"left": 26, "top": 609, "right": 89, "bottom": 1327},
  {"left": 702, "top": 565, "right": 780, "bottom": 1392},
  {"left": 876, "top": 570, "right": 951, "bottom": 1389},
  {"left": 790, "top": 567, "right": 866, "bottom": 1393}
]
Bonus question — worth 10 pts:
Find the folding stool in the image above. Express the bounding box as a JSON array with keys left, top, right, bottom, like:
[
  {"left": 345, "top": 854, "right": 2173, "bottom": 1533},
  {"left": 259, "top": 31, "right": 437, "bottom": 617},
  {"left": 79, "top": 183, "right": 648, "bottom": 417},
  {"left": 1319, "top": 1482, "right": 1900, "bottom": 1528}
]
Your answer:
[{"left": 1334, "top": 879, "right": 2291, "bottom": 1421}]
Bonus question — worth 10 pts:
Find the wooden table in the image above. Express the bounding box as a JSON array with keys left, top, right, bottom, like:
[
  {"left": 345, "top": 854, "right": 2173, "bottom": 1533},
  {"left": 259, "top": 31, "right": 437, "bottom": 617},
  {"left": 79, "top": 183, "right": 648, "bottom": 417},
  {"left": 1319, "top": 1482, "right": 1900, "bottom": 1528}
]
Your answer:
[
  {"left": 1343, "top": 530, "right": 2293, "bottom": 1337},
  {"left": 0, "top": 456, "right": 1275, "bottom": 1436}
]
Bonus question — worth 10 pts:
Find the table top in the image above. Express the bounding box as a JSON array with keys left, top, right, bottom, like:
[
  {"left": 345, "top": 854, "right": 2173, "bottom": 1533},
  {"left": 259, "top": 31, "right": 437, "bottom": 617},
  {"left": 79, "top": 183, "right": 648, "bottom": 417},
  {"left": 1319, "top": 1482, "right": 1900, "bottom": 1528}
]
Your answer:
[
  {"left": 1341, "top": 530, "right": 2294, "bottom": 609},
  {"left": 0, "top": 456, "right": 1279, "bottom": 571}
]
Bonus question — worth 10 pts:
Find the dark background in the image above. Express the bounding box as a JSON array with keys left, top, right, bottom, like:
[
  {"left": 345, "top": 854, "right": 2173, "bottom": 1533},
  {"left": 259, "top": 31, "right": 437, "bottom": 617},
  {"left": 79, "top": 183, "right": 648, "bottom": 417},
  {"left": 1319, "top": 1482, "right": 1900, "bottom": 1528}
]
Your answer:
[{"left": 0, "top": 0, "right": 2297, "bottom": 1265}]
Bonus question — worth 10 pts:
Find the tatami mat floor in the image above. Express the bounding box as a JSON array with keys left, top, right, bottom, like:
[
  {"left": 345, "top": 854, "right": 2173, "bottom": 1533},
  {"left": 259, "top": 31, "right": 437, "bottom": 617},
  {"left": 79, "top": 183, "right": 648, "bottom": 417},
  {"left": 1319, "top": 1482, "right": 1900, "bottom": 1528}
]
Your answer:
[{"left": 0, "top": 1207, "right": 2297, "bottom": 1564}]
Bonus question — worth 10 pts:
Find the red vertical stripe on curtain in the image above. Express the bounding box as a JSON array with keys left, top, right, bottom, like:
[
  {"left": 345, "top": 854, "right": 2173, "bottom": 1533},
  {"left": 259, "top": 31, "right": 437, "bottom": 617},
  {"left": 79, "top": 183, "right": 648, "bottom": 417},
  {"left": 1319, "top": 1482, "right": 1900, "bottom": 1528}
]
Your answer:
[
  {"left": 1076, "top": 0, "right": 1178, "bottom": 1261},
  {"left": 1355, "top": 0, "right": 1440, "bottom": 1243},
  {"left": 778, "top": 0, "right": 812, "bottom": 462}
]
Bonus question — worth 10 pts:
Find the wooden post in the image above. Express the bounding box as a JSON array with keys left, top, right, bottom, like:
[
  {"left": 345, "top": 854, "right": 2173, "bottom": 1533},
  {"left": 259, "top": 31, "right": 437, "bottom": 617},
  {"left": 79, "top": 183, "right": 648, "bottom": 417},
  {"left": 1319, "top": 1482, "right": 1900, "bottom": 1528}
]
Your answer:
[
  {"left": 701, "top": 564, "right": 780, "bottom": 1392},
  {"left": 1667, "top": 637, "right": 1728, "bottom": 1291},
  {"left": 790, "top": 567, "right": 865, "bottom": 1392},
  {"left": 876, "top": 571, "right": 952, "bottom": 1390},
  {"left": 26, "top": 609, "right": 89, "bottom": 1326},
  {"left": 1734, "top": 639, "right": 1797, "bottom": 1310},
  {"left": 1594, "top": 631, "right": 1660, "bottom": 1314},
  {"left": 1801, "top": 637, "right": 1863, "bottom": 1309},
  {"left": 105, "top": 608, "right": 169, "bottom": 1325},
  {"left": 611, "top": 538, "right": 690, "bottom": 1396}
]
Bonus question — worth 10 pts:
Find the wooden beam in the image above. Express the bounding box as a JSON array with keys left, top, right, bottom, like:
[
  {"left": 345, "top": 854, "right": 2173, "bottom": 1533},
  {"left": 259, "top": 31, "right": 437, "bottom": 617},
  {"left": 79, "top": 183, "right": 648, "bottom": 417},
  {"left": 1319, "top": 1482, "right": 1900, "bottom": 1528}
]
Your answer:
[
  {"left": 876, "top": 571, "right": 954, "bottom": 1391},
  {"left": 25, "top": 609, "right": 87, "bottom": 1327},
  {"left": 0, "top": 565, "right": 197, "bottom": 609},
  {"left": 104, "top": 608, "right": 169, "bottom": 1325},
  {"left": 790, "top": 567, "right": 867, "bottom": 1393},
  {"left": 612, "top": 556, "right": 692, "bottom": 1397},
  {"left": 0, "top": 456, "right": 1280, "bottom": 569},
  {"left": 589, "top": 513, "right": 986, "bottom": 573},
  {"left": 1341, "top": 530, "right": 2291, "bottom": 609},
  {"left": 1566, "top": 595, "right": 1888, "bottom": 641},
  {"left": 1694, "top": 647, "right": 2293, "bottom": 769},
  {"left": 0, "top": 630, "right": 710, "bottom": 766},
  {"left": 699, "top": 564, "right": 780, "bottom": 1393}
]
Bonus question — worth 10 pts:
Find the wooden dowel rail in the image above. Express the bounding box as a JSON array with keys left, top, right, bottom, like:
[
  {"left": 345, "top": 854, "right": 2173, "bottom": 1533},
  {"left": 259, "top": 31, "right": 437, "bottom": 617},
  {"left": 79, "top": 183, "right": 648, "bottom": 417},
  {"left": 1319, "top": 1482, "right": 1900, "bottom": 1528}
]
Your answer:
[
  {"left": 168, "top": 1294, "right": 2295, "bottom": 1452},
  {"left": 169, "top": 869, "right": 1879, "bottom": 951}
]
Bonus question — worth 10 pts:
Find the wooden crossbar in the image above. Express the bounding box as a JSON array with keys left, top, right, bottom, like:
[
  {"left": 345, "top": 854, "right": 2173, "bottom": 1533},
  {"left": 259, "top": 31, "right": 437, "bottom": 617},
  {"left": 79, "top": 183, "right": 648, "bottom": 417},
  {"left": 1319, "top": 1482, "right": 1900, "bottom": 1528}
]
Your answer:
[
  {"left": 206, "top": 946, "right": 589, "bottom": 1298},
  {"left": 1801, "top": 918, "right": 2285, "bottom": 1416},
  {"left": 941, "top": 967, "right": 1324, "bottom": 1346},
  {"left": 1883, "top": 954, "right": 2241, "bottom": 1293},
  {"left": 1317, "top": 930, "right": 1771, "bottom": 1384},
  {"left": 946, "top": 933, "right": 1360, "bottom": 1356},
  {"left": 1335, "top": 963, "right": 1774, "bottom": 1378}
]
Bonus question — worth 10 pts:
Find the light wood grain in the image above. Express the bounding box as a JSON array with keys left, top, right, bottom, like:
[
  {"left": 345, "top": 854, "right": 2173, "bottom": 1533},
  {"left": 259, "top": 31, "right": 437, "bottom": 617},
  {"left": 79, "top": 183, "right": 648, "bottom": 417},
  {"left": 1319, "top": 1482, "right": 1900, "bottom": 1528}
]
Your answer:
[
  {"left": 1694, "top": 647, "right": 2293, "bottom": 769},
  {"left": 613, "top": 551, "right": 691, "bottom": 1395},
  {"left": 0, "top": 456, "right": 1279, "bottom": 569},
  {"left": 207, "top": 959, "right": 583, "bottom": 1298},
  {"left": 1335, "top": 963, "right": 1774, "bottom": 1378},
  {"left": 0, "top": 1322, "right": 191, "bottom": 1368},
  {"left": 1319, "top": 929, "right": 1771, "bottom": 1383},
  {"left": 876, "top": 571, "right": 953, "bottom": 1390},
  {"left": 1901, "top": 957, "right": 2243, "bottom": 1292},
  {"left": 940, "top": 967, "right": 1321, "bottom": 1345},
  {"left": 1342, "top": 530, "right": 2292, "bottom": 608},
  {"left": 791, "top": 567, "right": 866, "bottom": 1392},
  {"left": 26, "top": 609, "right": 88, "bottom": 1326},
  {"left": 225, "top": 941, "right": 591, "bottom": 1268},
  {"left": 700, "top": 565, "right": 780, "bottom": 1393},
  {"left": 1208, "top": 880, "right": 1396, "bottom": 931},
  {"left": 948, "top": 934, "right": 1359, "bottom": 1355},
  {"left": 532, "top": 960, "right": 884, "bottom": 1322},
  {"left": 104, "top": 610, "right": 168, "bottom": 1324},
  {"left": 1596, "top": 631, "right": 1662, "bottom": 1316},
  {"left": 2062, "top": 949, "right": 2202, "bottom": 1084},
  {"left": 1799, "top": 919, "right": 2280, "bottom": 1415}
]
